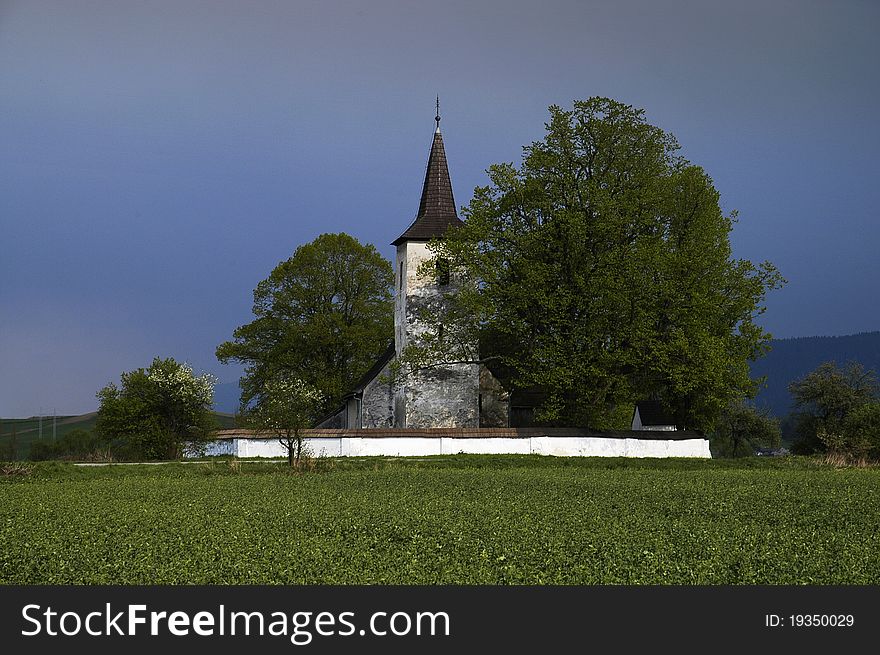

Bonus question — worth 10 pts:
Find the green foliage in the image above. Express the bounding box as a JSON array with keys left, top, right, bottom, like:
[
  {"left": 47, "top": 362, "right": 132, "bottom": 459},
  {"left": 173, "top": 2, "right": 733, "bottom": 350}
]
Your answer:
[
  {"left": 0, "top": 427, "right": 17, "bottom": 461},
  {"left": 95, "top": 357, "right": 218, "bottom": 460},
  {"left": 216, "top": 233, "right": 393, "bottom": 417},
  {"left": 28, "top": 428, "right": 104, "bottom": 461},
  {"left": 711, "top": 401, "right": 781, "bottom": 457},
  {"left": 407, "top": 97, "right": 783, "bottom": 430},
  {"left": 789, "top": 361, "right": 880, "bottom": 456},
  {"left": 0, "top": 413, "right": 101, "bottom": 460},
  {"left": 841, "top": 402, "right": 880, "bottom": 460},
  {"left": 2, "top": 457, "right": 878, "bottom": 584},
  {"left": 243, "top": 376, "right": 324, "bottom": 466}
]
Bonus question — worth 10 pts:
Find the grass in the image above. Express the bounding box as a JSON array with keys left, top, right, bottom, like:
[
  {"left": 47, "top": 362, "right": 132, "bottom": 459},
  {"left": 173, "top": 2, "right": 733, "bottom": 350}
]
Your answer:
[{"left": 1, "top": 455, "right": 878, "bottom": 584}]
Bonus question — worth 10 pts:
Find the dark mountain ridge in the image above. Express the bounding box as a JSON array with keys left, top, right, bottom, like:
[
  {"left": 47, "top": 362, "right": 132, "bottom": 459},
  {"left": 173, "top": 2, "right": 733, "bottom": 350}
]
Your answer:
[{"left": 751, "top": 331, "right": 880, "bottom": 417}]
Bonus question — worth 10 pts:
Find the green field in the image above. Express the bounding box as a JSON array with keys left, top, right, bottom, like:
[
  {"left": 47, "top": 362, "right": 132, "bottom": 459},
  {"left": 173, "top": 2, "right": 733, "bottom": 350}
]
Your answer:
[
  {"left": 0, "top": 412, "right": 237, "bottom": 459},
  {"left": 1, "top": 456, "right": 878, "bottom": 584}
]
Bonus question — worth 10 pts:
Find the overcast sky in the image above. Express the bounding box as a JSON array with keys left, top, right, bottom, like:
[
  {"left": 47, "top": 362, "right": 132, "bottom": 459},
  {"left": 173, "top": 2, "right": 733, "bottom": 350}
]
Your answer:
[{"left": 2, "top": 0, "right": 878, "bottom": 417}]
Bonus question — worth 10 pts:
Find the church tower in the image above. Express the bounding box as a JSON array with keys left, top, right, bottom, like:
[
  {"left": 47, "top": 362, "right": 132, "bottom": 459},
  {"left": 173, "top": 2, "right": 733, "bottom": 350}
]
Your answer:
[{"left": 390, "top": 106, "right": 480, "bottom": 428}]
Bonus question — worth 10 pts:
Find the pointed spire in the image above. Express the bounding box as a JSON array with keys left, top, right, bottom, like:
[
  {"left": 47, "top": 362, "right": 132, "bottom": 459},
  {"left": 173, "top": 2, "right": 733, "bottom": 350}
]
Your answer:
[{"left": 392, "top": 108, "right": 464, "bottom": 246}]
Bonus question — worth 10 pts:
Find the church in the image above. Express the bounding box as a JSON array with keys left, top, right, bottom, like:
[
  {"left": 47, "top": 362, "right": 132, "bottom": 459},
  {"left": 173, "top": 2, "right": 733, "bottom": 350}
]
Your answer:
[
  {"left": 318, "top": 110, "right": 511, "bottom": 430},
  {"left": 203, "top": 110, "right": 711, "bottom": 458}
]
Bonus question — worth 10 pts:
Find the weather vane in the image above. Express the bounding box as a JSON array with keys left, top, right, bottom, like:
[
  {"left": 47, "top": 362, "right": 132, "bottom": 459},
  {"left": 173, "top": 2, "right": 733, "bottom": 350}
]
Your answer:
[{"left": 435, "top": 95, "right": 441, "bottom": 130}]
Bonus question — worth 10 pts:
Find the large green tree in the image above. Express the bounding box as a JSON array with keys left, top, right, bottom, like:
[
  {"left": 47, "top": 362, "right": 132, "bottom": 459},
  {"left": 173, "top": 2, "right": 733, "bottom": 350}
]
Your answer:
[
  {"left": 406, "top": 97, "right": 783, "bottom": 429},
  {"left": 217, "top": 233, "right": 393, "bottom": 417},
  {"left": 96, "top": 357, "right": 217, "bottom": 460}
]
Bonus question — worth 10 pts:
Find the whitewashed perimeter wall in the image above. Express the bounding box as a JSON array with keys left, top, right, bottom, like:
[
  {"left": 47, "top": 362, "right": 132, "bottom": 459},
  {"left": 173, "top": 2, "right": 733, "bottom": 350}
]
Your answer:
[{"left": 201, "top": 436, "right": 710, "bottom": 458}]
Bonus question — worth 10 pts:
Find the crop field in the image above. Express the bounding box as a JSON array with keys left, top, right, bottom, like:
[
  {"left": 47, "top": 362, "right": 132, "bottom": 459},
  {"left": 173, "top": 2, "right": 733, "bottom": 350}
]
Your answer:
[{"left": 1, "top": 456, "right": 878, "bottom": 584}]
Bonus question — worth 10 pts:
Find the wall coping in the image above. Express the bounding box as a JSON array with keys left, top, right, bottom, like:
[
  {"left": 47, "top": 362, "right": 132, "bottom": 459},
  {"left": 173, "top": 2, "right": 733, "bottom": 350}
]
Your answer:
[{"left": 211, "top": 428, "right": 705, "bottom": 442}]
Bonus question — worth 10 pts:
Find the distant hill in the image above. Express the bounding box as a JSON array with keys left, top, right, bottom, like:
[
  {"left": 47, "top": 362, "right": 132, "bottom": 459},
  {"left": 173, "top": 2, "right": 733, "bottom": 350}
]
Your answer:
[
  {"left": 5, "top": 337, "right": 877, "bottom": 457},
  {"left": 0, "top": 411, "right": 237, "bottom": 460},
  {"left": 751, "top": 331, "right": 880, "bottom": 417},
  {"left": 213, "top": 382, "right": 241, "bottom": 414}
]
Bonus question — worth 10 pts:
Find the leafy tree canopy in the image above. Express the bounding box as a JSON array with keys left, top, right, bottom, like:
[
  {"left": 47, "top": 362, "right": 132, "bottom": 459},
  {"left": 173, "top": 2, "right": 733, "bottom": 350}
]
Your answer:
[
  {"left": 96, "top": 357, "right": 217, "bottom": 460},
  {"left": 789, "top": 360, "right": 880, "bottom": 456},
  {"left": 842, "top": 402, "right": 880, "bottom": 460},
  {"left": 407, "top": 97, "right": 783, "bottom": 429},
  {"left": 711, "top": 401, "right": 781, "bottom": 458},
  {"left": 216, "top": 233, "right": 393, "bottom": 417},
  {"left": 29, "top": 428, "right": 104, "bottom": 462},
  {"left": 243, "top": 376, "right": 323, "bottom": 466}
]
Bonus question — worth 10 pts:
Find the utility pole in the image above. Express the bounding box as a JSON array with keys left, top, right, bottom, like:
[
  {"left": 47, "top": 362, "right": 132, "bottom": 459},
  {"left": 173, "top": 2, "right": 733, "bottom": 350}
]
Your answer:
[{"left": 53, "top": 409, "right": 57, "bottom": 442}]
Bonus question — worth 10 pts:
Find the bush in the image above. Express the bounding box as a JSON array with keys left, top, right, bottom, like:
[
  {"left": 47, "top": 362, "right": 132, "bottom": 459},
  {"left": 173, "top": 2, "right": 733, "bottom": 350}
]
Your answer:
[
  {"left": 96, "top": 357, "right": 218, "bottom": 460},
  {"left": 710, "top": 401, "right": 780, "bottom": 457},
  {"left": 28, "top": 428, "right": 106, "bottom": 461},
  {"left": 841, "top": 402, "right": 880, "bottom": 460},
  {"left": 788, "top": 361, "right": 880, "bottom": 458}
]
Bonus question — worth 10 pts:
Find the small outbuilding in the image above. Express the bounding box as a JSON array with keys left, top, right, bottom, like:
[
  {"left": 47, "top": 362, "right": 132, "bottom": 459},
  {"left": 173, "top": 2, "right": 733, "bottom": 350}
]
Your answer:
[{"left": 631, "top": 400, "right": 678, "bottom": 431}]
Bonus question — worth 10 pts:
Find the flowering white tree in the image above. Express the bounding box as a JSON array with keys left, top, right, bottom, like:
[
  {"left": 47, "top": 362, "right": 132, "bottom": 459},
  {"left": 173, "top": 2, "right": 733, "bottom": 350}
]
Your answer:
[
  {"left": 246, "top": 376, "right": 323, "bottom": 467},
  {"left": 96, "top": 357, "right": 218, "bottom": 460}
]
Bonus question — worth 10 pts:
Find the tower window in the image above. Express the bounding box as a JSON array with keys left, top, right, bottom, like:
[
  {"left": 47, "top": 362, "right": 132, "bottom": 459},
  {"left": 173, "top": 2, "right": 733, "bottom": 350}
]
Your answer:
[
  {"left": 436, "top": 258, "right": 450, "bottom": 286},
  {"left": 399, "top": 262, "right": 404, "bottom": 291}
]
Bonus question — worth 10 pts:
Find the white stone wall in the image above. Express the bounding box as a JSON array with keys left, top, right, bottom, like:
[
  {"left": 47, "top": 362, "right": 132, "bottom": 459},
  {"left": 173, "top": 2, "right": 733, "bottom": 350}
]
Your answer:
[
  {"left": 234, "top": 437, "right": 343, "bottom": 459},
  {"left": 443, "top": 437, "right": 531, "bottom": 455},
  {"left": 342, "top": 437, "right": 439, "bottom": 457},
  {"left": 194, "top": 440, "right": 236, "bottom": 457},
  {"left": 199, "top": 435, "right": 711, "bottom": 459}
]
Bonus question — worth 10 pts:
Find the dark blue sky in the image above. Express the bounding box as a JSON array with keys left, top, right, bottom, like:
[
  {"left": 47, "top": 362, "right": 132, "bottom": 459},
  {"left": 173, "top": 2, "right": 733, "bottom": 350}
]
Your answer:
[{"left": 2, "top": 0, "right": 878, "bottom": 417}]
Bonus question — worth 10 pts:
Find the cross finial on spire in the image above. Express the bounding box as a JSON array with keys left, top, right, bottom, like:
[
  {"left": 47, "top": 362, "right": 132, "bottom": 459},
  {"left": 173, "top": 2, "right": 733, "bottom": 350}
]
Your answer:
[{"left": 435, "top": 95, "right": 441, "bottom": 132}]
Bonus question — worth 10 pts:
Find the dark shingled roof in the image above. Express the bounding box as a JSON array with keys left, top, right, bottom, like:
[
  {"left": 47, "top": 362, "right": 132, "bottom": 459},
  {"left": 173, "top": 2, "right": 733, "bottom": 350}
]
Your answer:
[
  {"left": 348, "top": 342, "right": 396, "bottom": 394},
  {"left": 634, "top": 400, "right": 677, "bottom": 427},
  {"left": 313, "top": 343, "right": 396, "bottom": 427},
  {"left": 392, "top": 128, "right": 464, "bottom": 245}
]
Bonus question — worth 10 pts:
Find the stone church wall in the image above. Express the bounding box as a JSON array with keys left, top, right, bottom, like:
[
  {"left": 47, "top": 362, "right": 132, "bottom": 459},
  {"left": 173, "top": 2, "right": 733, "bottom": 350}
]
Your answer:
[
  {"left": 403, "top": 364, "right": 479, "bottom": 428},
  {"left": 479, "top": 365, "right": 509, "bottom": 427},
  {"left": 361, "top": 360, "right": 394, "bottom": 428}
]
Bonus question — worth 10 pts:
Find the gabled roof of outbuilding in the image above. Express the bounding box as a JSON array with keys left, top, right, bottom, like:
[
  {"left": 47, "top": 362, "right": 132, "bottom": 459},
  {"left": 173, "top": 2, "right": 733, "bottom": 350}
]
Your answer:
[
  {"left": 634, "top": 400, "right": 677, "bottom": 426},
  {"left": 392, "top": 126, "right": 464, "bottom": 246}
]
